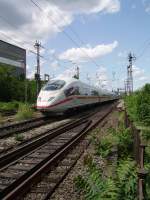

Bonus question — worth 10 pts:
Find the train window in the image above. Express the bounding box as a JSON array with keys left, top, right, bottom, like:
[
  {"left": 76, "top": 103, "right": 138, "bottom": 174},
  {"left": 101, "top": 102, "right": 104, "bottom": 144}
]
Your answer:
[
  {"left": 64, "top": 86, "right": 80, "bottom": 97},
  {"left": 42, "top": 80, "right": 65, "bottom": 91},
  {"left": 91, "top": 90, "right": 99, "bottom": 96}
]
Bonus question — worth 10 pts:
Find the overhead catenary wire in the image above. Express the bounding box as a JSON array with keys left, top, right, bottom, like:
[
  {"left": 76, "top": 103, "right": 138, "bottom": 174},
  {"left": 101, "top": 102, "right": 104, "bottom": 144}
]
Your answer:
[
  {"left": 0, "top": 30, "right": 39, "bottom": 58},
  {"left": 0, "top": 15, "right": 32, "bottom": 46},
  {"left": 29, "top": 0, "right": 80, "bottom": 69},
  {"left": 0, "top": 14, "right": 46, "bottom": 58},
  {"left": 136, "top": 42, "right": 150, "bottom": 61},
  {"left": 43, "top": 0, "right": 88, "bottom": 47},
  {"left": 0, "top": 0, "right": 101, "bottom": 78},
  {"left": 30, "top": 0, "right": 100, "bottom": 68},
  {"left": 0, "top": 8, "right": 65, "bottom": 79},
  {"left": 0, "top": 31, "right": 26, "bottom": 48}
]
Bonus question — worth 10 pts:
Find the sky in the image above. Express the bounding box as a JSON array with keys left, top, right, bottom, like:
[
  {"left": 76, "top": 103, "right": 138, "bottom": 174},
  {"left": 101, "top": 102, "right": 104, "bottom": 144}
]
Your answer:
[{"left": 0, "top": 0, "right": 150, "bottom": 91}]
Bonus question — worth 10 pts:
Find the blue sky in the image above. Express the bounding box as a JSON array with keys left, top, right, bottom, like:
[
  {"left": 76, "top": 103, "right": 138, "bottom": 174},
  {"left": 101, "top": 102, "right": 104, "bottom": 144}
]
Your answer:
[{"left": 0, "top": 0, "right": 150, "bottom": 91}]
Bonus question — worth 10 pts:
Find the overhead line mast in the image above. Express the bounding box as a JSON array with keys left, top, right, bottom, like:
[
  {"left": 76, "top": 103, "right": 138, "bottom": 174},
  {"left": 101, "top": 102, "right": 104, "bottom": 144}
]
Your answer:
[
  {"left": 34, "top": 40, "right": 43, "bottom": 97},
  {"left": 126, "top": 52, "right": 136, "bottom": 95}
]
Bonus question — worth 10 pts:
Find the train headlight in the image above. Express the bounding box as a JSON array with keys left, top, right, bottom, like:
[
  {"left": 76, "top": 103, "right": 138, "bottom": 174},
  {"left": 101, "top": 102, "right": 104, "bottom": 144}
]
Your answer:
[{"left": 48, "top": 97, "right": 55, "bottom": 102}]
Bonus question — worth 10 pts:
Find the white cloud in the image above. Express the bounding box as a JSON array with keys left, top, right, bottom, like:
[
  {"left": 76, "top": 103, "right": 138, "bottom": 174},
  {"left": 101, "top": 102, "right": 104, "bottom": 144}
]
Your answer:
[
  {"left": 56, "top": 66, "right": 77, "bottom": 79},
  {"left": 118, "top": 50, "right": 127, "bottom": 58},
  {"left": 41, "top": 59, "right": 46, "bottom": 67},
  {"left": 59, "top": 41, "right": 118, "bottom": 62},
  {"left": 133, "top": 65, "right": 148, "bottom": 81},
  {"left": 142, "top": 0, "right": 150, "bottom": 12},
  {"left": 0, "top": 0, "right": 73, "bottom": 49},
  {"left": 95, "top": 66, "right": 112, "bottom": 90},
  {"left": 51, "top": 60, "right": 59, "bottom": 68},
  {"left": 0, "top": 0, "right": 120, "bottom": 48},
  {"left": 138, "top": 76, "right": 147, "bottom": 81},
  {"left": 48, "top": 49, "right": 56, "bottom": 56},
  {"left": 49, "top": 0, "right": 120, "bottom": 14},
  {"left": 27, "top": 70, "right": 35, "bottom": 79}
]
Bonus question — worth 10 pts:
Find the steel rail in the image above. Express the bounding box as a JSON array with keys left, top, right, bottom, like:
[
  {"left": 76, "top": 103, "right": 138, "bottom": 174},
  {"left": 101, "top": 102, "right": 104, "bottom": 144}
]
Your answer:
[
  {"left": 0, "top": 104, "right": 114, "bottom": 200},
  {"left": 0, "top": 116, "right": 89, "bottom": 170},
  {"left": 0, "top": 116, "right": 54, "bottom": 138}
]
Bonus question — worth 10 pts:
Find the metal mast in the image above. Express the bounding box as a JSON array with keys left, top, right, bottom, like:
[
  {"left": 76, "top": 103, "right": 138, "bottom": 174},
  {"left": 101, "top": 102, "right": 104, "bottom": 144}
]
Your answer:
[
  {"left": 34, "top": 40, "right": 42, "bottom": 97},
  {"left": 127, "top": 52, "right": 136, "bottom": 95}
]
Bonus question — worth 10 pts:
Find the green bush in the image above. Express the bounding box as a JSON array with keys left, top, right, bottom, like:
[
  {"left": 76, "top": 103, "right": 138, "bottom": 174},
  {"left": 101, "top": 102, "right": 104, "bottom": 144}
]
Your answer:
[
  {"left": 117, "top": 158, "right": 137, "bottom": 200},
  {"left": 136, "top": 84, "right": 150, "bottom": 126},
  {"left": 74, "top": 158, "right": 137, "bottom": 200},
  {"left": 116, "top": 128, "right": 133, "bottom": 158},
  {"left": 95, "top": 134, "right": 118, "bottom": 158},
  {"left": 15, "top": 133, "right": 25, "bottom": 141},
  {"left": 91, "top": 126, "right": 133, "bottom": 159},
  {"left": 145, "top": 163, "right": 150, "bottom": 199},
  {"left": 0, "top": 101, "right": 19, "bottom": 112},
  {"left": 74, "top": 160, "right": 118, "bottom": 200},
  {"left": 15, "top": 104, "right": 34, "bottom": 121},
  {"left": 124, "top": 84, "right": 150, "bottom": 126},
  {"left": 124, "top": 94, "right": 138, "bottom": 122},
  {"left": 0, "top": 65, "right": 37, "bottom": 103}
]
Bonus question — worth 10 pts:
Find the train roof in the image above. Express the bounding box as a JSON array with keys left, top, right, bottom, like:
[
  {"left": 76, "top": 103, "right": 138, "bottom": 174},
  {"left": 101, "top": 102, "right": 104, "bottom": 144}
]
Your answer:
[{"left": 49, "top": 77, "right": 112, "bottom": 95}]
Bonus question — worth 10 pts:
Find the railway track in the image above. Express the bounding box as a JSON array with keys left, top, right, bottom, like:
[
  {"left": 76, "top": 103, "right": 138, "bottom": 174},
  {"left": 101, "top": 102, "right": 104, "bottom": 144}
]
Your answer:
[
  {"left": 0, "top": 106, "right": 104, "bottom": 155},
  {"left": 0, "top": 116, "right": 57, "bottom": 139},
  {"left": 0, "top": 104, "right": 105, "bottom": 139},
  {"left": 0, "top": 102, "right": 115, "bottom": 200}
]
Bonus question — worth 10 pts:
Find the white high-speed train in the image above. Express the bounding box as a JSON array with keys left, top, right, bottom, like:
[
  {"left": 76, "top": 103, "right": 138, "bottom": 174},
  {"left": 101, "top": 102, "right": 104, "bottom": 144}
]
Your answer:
[{"left": 36, "top": 77, "right": 116, "bottom": 113}]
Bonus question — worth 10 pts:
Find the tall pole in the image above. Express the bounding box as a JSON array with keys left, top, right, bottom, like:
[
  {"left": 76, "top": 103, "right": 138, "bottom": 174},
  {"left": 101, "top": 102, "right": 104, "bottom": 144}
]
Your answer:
[
  {"left": 96, "top": 73, "right": 101, "bottom": 88},
  {"left": 76, "top": 66, "right": 79, "bottom": 79},
  {"left": 73, "top": 65, "right": 79, "bottom": 79},
  {"left": 34, "top": 40, "right": 41, "bottom": 97},
  {"left": 127, "top": 52, "right": 136, "bottom": 95}
]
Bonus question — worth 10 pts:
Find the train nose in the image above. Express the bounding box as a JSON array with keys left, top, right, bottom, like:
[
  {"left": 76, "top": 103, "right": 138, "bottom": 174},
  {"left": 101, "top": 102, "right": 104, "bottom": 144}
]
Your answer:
[
  {"left": 37, "top": 94, "right": 56, "bottom": 108},
  {"left": 37, "top": 96, "right": 55, "bottom": 102}
]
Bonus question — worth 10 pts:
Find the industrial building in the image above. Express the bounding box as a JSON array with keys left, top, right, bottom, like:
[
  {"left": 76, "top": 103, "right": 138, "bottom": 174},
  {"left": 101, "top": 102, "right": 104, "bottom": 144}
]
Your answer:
[{"left": 0, "top": 40, "right": 26, "bottom": 77}]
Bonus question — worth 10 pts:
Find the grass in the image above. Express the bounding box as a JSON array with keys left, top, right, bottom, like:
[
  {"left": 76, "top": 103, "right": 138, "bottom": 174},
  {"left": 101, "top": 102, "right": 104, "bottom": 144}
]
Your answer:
[
  {"left": 15, "top": 133, "right": 24, "bottom": 141},
  {"left": 74, "top": 120, "right": 138, "bottom": 200},
  {"left": 74, "top": 157, "right": 137, "bottom": 200},
  {"left": 0, "top": 101, "right": 19, "bottom": 113},
  {"left": 0, "top": 113, "right": 4, "bottom": 124},
  {"left": 15, "top": 103, "right": 34, "bottom": 121}
]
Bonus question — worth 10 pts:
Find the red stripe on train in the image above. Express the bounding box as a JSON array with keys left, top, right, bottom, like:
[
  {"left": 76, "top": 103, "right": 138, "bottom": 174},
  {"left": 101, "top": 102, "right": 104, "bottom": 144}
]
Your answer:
[
  {"left": 37, "top": 95, "right": 106, "bottom": 109},
  {"left": 37, "top": 97, "right": 73, "bottom": 108}
]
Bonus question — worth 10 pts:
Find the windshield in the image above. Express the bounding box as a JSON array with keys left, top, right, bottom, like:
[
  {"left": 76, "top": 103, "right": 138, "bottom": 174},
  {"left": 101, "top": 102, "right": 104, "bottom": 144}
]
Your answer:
[{"left": 42, "top": 80, "right": 66, "bottom": 91}]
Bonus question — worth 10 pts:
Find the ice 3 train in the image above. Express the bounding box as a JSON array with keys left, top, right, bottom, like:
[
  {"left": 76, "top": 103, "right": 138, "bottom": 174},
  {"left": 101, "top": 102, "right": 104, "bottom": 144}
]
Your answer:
[{"left": 36, "top": 77, "right": 116, "bottom": 113}]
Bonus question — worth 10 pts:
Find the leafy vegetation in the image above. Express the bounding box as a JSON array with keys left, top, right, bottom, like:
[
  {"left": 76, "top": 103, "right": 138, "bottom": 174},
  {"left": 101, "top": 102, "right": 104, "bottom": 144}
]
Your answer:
[
  {"left": 125, "top": 84, "right": 150, "bottom": 198},
  {"left": 74, "top": 83, "right": 150, "bottom": 199},
  {"left": 124, "top": 84, "right": 150, "bottom": 126},
  {"left": 74, "top": 125, "right": 137, "bottom": 200},
  {"left": 144, "top": 145, "right": 150, "bottom": 198},
  {"left": 91, "top": 132, "right": 118, "bottom": 158},
  {"left": 115, "top": 128, "right": 133, "bottom": 158},
  {"left": 116, "top": 158, "right": 137, "bottom": 200},
  {"left": 15, "top": 103, "right": 34, "bottom": 120},
  {"left": 0, "top": 64, "right": 37, "bottom": 103},
  {"left": 15, "top": 133, "right": 25, "bottom": 141},
  {"left": 74, "top": 159, "right": 118, "bottom": 200},
  {"left": 91, "top": 126, "right": 133, "bottom": 159},
  {"left": 74, "top": 157, "right": 137, "bottom": 200},
  {"left": 0, "top": 101, "right": 19, "bottom": 113}
]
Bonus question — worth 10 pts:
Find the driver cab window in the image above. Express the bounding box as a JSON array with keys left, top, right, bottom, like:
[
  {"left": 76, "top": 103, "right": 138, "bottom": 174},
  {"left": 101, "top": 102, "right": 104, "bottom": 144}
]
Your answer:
[
  {"left": 42, "top": 80, "right": 65, "bottom": 91},
  {"left": 64, "top": 86, "right": 80, "bottom": 97},
  {"left": 91, "top": 90, "right": 99, "bottom": 96}
]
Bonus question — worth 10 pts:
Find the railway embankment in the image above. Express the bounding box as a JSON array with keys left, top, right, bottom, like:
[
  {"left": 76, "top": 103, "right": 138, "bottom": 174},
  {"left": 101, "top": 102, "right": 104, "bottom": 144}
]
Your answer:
[
  {"left": 50, "top": 97, "right": 150, "bottom": 200},
  {"left": 0, "top": 102, "right": 39, "bottom": 126},
  {"left": 0, "top": 97, "right": 149, "bottom": 200},
  {"left": 0, "top": 103, "right": 113, "bottom": 199}
]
